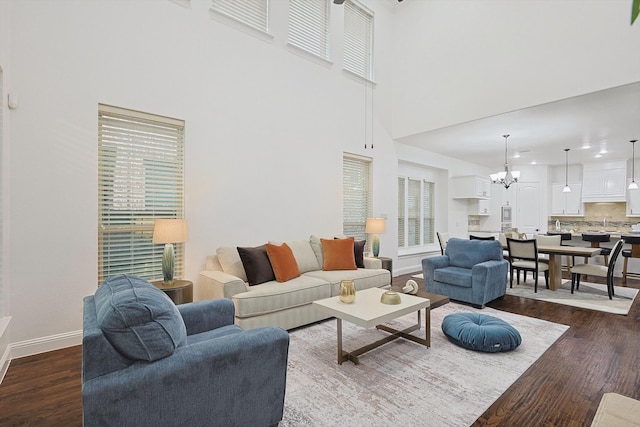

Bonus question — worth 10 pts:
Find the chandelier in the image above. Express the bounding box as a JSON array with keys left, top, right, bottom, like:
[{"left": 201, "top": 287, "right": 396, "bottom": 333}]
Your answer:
[{"left": 490, "top": 134, "right": 520, "bottom": 189}]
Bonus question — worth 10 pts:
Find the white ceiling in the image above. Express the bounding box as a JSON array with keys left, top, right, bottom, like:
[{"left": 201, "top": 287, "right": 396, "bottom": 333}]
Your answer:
[{"left": 397, "top": 81, "right": 640, "bottom": 169}]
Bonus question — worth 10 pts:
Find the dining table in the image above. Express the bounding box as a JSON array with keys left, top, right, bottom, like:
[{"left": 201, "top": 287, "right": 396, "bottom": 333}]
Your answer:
[{"left": 503, "top": 244, "right": 602, "bottom": 290}]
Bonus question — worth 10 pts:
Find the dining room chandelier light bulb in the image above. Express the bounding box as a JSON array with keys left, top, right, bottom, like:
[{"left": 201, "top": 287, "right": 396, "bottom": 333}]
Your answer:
[
  {"left": 629, "top": 140, "right": 638, "bottom": 190},
  {"left": 563, "top": 148, "right": 571, "bottom": 193},
  {"left": 489, "top": 134, "right": 520, "bottom": 189}
]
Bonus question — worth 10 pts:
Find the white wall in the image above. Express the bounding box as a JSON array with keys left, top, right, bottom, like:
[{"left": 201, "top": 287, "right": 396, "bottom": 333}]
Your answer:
[
  {"left": 391, "top": 0, "right": 640, "bottom": 138},
  {"left": 2, "top": 0, "right": 398, "bottom": 355}
]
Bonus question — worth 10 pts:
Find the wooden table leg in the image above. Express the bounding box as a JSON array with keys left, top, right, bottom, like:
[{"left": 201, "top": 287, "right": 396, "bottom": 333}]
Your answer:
[{"left": 548, "top": 253, "right": 562, "bottom": 290}]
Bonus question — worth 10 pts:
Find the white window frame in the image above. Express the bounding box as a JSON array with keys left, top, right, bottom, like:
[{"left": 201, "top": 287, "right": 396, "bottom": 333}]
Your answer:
[
  {"left": 98, "top": 104, "right": 185, "bottom": 285},
  {"left": 343, "top": 0, "right": 374, "bottom": 81},
  {"left": 210, "top": 0, "right": 270, "bottom": 34},
  {"left": 343, "top": 153, "right": 372, "bottom": 247},
  {"left": 288, "top": 0, "right": 330, "bottom": 61},
  {"left": 398, "top": 176, "right": 435, "bottom": 252}
]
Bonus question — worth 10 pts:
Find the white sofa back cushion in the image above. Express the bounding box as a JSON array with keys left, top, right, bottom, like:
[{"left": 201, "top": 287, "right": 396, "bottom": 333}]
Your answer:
[{"left": 216, "top": 247, "right": 248, "bottom": 282}]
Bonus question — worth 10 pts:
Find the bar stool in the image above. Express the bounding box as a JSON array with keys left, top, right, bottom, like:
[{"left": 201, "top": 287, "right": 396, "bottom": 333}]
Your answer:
[
  {"left": 581, "top": 233, "right": 611, "bottom": 266},
  {"left": 622, "top": 234, "right": 640, "bottom": 285}
]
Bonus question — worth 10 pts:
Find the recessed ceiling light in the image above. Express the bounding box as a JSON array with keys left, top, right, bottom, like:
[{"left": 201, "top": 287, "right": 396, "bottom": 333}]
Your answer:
[
  {"left": 595, "top": 153, "right": 602, "bottom": 158},
  {"left": 599, "top": 149, "right": 608, "bottom": 154},
  {"left": 582, "top": 143, "right": 591, "bottom": 149},
  {"left": 513, "top": 152, "right": 520, "bottom": 158},
  {"left": 530, "top": 160, "right": 537, "bottom": 165}
]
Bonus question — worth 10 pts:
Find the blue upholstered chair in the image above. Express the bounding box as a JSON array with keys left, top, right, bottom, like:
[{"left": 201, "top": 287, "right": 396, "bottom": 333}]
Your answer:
[
  {"left": 82, "top": 274, "right": 290, "bottom": 427},
  {"left": 421, "top": 238, "right": 508, "bottom": 308}
]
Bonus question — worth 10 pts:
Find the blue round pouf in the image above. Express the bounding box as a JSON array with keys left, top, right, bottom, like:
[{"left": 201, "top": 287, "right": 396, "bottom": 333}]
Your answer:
[{"left": 441, "top": 313, "right": 522, "bottom": 352}]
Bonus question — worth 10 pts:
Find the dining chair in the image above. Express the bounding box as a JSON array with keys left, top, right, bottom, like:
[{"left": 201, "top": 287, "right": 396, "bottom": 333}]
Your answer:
[
  {"left": 570, "top": 238, "right": 624, "bottom": 300},
  {"left": 622, "top": 235, "right": 640, "bottom": 284},
  {"left": 437, "top": 231, "right": 450, "bottom": 255},
  {"left": 535, "top": 234, "right": 561, "bottom": 264},
  {"left": 470, "top": 235, "right": 495, "bottom": 240},
  {"left": 506, "top": 238, "right": 549, "bottom": 292}
]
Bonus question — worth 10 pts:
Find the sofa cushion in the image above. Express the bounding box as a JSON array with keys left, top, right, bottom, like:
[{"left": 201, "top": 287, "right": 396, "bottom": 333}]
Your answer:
[
  {"left": 321, "top": 237, "right": 357, "bottom": 271},
  {"left": 217, "top": 247, "right": 248, "bottom": 282},
  {"left": 266, "top": 243, "right": 301, "bottom": 282},
  {"left": 305, "top": 268, "right": 390, "bottom": 296},
  {"left": 237, "top": 245, "right": 276, "bottom": 286},
  {"left": 233, "top": 275, "right": 331, "bottom": 318},
  {"left": 433, "top": 266, "right": 473, "bottom": 288},
  {"left": 446, "top": 238, "right": 503, "bottom": 269},
  {"left": 94, "top": 274, "right": 187, "bottom": 362}
]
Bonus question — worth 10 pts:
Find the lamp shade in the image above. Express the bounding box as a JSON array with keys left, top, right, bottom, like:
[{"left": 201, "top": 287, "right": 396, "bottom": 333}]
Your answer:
[
  {"left": 153, "top": 219, "right": 188, "bottom": 244},
  {"left": 365, "top": 218, "right": 386, "bottom": 234}
]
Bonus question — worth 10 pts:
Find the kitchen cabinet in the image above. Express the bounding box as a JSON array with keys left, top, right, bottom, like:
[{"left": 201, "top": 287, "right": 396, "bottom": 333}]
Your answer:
[
  {"left": 472, "top": 199, "right": 490, "bottom": 215},
  {"left": 451, "top": 176, "right": 491, "bottom": 199},
  {"left": 627, "top": 182, "right": 640, "bottom": 216},
  {"left": 551, "top": 182, "right": 583, "bottom": 216},
  {"left": 582, "top": 161, "right": 627, "bottom": 202}
]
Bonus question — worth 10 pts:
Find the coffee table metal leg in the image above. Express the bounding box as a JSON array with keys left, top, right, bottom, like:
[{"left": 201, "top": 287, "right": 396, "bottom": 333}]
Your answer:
[{"left": 337, "top": 308, "right": 431, "bottom": 365}]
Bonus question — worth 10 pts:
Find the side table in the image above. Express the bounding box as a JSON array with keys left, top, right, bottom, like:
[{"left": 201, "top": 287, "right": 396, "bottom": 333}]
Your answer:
[
  {"left": 152, "top": 279, "right": 193, "bottom": 305},
  {"left": 377, "top": 257, "right": 392, "bottom": 276}
]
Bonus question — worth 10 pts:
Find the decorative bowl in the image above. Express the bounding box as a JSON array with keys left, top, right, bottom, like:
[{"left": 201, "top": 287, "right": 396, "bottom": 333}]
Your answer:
[{"left": 380, "top": 290, "right": 401, "bottom": 305}]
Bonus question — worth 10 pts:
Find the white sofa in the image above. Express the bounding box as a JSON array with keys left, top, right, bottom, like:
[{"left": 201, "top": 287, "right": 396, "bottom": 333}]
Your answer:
[{"left": 198, "top": 235, "right": 391, "bottom": 330}]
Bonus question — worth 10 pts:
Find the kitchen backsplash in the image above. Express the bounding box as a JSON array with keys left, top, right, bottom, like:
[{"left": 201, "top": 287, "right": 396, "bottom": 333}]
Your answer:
[{"left": 549, "top": 202, "right": 639, "bottom": 232}]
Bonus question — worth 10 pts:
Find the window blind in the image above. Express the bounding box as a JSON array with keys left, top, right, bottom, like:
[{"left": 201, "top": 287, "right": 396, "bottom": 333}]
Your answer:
[
  {"left": 344, "top": 0, "right": 373, "bottom": 80},
  {"left": 288, "top": 0, "right": 330, "bottom": 60},
  {"left": 98, "top": 104, "right": 185, "bottom": 285},
  {"left": 211, "top": 0, "right": 269, "bottom": 33},
  {"left": 343, "top": 154, "right": 371, "bottom": 244},
  {"left": 397, "top": 177, "right": 405, "bottom": 248},
  {"left": 407, "top": 178, "right": 421, "bottom": 246},
  {"left": 423, "top": 180, "right": 435, "bottom": 244}
]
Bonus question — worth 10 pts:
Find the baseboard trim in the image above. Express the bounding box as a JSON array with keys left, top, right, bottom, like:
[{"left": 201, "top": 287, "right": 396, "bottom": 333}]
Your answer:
[
  {"left": 9, "top": 330, "right": 82, "bottom": 360},
  {"left": 0, "top": 316, "right": 12, "bottom": 384}
]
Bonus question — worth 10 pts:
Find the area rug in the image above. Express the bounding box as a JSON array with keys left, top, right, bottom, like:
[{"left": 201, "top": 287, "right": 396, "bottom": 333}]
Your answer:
[
  {"left": 505, "top": 279, "right": 638, "bottom": 315},
  {"left": 280, "top": 303, "right": 568, "bottom": 427}
]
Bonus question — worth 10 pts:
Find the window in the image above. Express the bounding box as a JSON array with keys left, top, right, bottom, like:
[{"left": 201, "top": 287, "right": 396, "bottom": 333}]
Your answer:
[
  {"left": 398, "top": 177, "right": 434, "bottom": 249},
  {"left": 98, "top": 104, "right": 185, "bottom": 285},
  {"left": 210, "top": 0, "right": 269, "bottom": 33},
  {"left": 343, "top": 0, "right": 373, "bottom": 80},
  {"left": 288, "top": 0, "right": 330, "bottom": 60},
  {"left": 343, "top": 153, "right": 371, "bottom": 243}
]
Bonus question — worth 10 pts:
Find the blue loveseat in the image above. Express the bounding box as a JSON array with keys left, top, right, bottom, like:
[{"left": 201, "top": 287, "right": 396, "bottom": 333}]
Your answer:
[
  {"left": 421, "top": 238, "right": 508, "bottom": 308},
  {"left": 82, "top": 274, "right": 289, "bottom": 427}
]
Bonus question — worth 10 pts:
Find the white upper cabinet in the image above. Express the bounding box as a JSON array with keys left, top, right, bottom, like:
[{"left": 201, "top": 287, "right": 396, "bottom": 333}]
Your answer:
[
  {"left": 551, "top": 182, "right": 583, "bottom": 216},
  {"left": 451, "top": 176, "right": 491, "bottom": 199},
  {"left": 581, "top": 161, "right": 627, "bottom": 202}
]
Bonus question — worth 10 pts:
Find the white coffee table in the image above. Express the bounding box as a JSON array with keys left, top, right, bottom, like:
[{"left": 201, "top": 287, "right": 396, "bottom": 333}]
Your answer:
[{"left": 313, "top": 287, "right": 431, "bottom": 365}]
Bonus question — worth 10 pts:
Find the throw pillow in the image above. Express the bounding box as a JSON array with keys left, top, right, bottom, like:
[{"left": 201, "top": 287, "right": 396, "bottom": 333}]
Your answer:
[
  {"left": 269, "top": 240, "right": 321, "bottom": 273},
  {"left": 237, "top": 245, "right": 276, "bottom": 285},
  {"left": 265, "top": 243, "right": 301, "bottom": 282},
  {"left": 94, "top": 274, "right": 187, "bottom": 362},
  {"left": 335, "top": 237, "right": 366, "bottom": 268},
  {"left": 321, "top": 237, "right": 357, "bottom": 271},
  {"left": 216, "top": 247, "right": 248, "bottom": 282}
]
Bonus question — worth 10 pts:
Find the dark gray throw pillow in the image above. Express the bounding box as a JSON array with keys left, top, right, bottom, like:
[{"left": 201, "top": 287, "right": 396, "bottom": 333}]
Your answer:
[{"left": 238, "top": 245, "right": 276, "bottom": 285}]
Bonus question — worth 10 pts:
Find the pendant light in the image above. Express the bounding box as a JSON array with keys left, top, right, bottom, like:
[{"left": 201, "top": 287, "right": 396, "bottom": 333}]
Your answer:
[
  {"left": 489, "top": 134, "right": 520, "bottom": 189},
  {"left": 563, "top": 149, "right": 571, "bottom": 193},
  {"left": 629, "top": 140, "right": 638, "bottom": 190}
]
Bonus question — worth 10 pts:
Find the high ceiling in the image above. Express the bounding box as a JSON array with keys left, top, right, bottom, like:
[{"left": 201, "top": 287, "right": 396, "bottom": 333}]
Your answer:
[{"left": 397, "top": 81, "right": 640, "bottom": 169}]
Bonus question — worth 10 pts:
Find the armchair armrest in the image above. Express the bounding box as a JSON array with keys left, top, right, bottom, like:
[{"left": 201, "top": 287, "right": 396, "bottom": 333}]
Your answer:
[
  {"left": 198, "top": 270, "right": 248, "bottom": 299},
  {"left": 363, "top": 256, "right": 381, "bottom": 269},
  {"left": 177, "top": 298, "right": 234, "bottom": 336},
  {"left": 83, "top": 326, "right": 290, "bottom": 427}
]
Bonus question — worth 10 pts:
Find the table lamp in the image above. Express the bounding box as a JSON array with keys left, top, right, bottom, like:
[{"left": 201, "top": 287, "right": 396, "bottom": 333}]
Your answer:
[
  {"left": 153, "top": 219, "right": 188, "bottom": 285},
  {"left": 365, "top": 217, "right": 386, "bottom": 257}
]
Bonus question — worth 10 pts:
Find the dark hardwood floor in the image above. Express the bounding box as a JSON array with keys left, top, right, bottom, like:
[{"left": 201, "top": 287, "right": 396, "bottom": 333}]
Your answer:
[{"left": 1, "top": 272, "right": 639, "bottom": 426}]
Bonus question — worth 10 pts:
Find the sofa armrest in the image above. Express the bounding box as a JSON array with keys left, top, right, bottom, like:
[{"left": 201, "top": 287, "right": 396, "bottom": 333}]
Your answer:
[
  {"left": 198, "top": 270, "right": 248, "bottom": 299},
  {"left": 363, "top": 256, "right": 381, "bottom": 269},
  {"left": 82, "top": 326, "right": 290, "bottom": 427},
  {"left": 177, "top": 298, "right": 235, "bottom": 336},
  {"left": 422, "top": 255, "right": 450, "bottom": 285}
]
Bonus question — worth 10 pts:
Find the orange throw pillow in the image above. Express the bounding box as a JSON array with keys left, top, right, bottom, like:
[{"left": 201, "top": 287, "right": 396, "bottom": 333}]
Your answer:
[
  {"left": 321, "top": 237, "right": 357, "bottom": 271},
  {"left": 265, "top": 243, "right": 301, "bottom": 282}
]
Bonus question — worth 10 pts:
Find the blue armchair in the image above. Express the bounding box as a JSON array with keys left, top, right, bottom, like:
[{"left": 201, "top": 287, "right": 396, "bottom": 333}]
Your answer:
[
  {"left": 82, "top": 274, "right": 290, "bottom": 427},
  {"left": 422, "top": 238, "right": 508, "bottom": 308}
]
